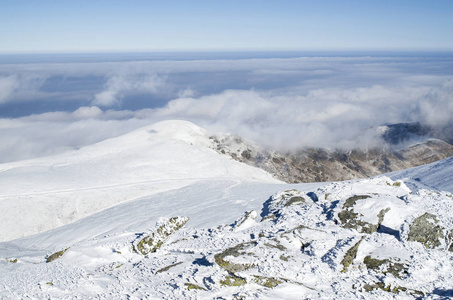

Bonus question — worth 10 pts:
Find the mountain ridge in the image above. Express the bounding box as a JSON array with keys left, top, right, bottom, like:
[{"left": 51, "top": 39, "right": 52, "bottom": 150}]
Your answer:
[
  {"left": 209, "top": 124, "right": 453, "bottom": 183},
  {"left": 0, "top": 120, "right": 280, "bottom": 242}
]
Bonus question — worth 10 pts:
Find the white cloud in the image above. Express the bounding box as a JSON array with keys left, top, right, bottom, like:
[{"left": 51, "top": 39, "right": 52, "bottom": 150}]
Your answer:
[
  {"left": 149, "top": 79, "right": 452, "bottom": 150},
  {"left": 0, "top": 55, "right": 453, "bottom": 163},
  {"left": 73, "top": 106, "right": 103, "bottom": 119},
  {"left": 0, "top": 114, "right": 151, "bottom": 163},
  {"left": 0, "top": 73, "right": 51, "bottom": 104},
  {"left": 93, "top": 90, "right": 118, "bottom": 106},
  {"left": 0, "top": 76, "right": 19, "bottom": 103},
  {"left": 177, "top": 88, "right": 195, "bottom": 98},
  {"left": 418, "top": 78, "right": 453, "bottom": 127},
  {"left": 92, "top": 74, "right": 166, "bottom": 107}
]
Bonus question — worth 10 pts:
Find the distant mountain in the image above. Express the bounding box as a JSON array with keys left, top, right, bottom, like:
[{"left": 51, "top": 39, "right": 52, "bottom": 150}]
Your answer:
[
  {"left": 210, "top": 122, "right": 453, "bottom": 183},
  {"left": 377, "top": 122, "right": 432, "bottom": 145},
  {"left": 374, "top": 122, "right": 453, "bottom": 145}
]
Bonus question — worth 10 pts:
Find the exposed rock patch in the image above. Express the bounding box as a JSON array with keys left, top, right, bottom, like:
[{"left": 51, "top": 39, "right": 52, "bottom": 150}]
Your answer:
[
  {"left": 214, "top": 242, "right": 257, "bottom": 273},
  {"left": 363, "top": 256, "right": 408, "bottom": 279},
  {"left": 46, "top": 247, "right": 70, "bottom": 263},
  {"left": 338, "top": 195, "right": 390, "bottom": 234},
  {"left": 407, "top": 213, "right": 444, "bottom": 249},
  {"left": 341, "top": 237, "right": 364, "bottom": 272},
  {"left": 133, "top": 216, "right": 189, "bottom": 255}
]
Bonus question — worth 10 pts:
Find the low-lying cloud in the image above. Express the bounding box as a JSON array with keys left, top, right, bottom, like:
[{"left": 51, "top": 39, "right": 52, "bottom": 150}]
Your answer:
[
  {"left": 93, "top": 74, "right": 166, "bottom": 107},
  {"left": 151, "top": 83, "right": 452, "bottom": 150},
  {"left": 0, "top": 75, "right": 18, "bottom": 103},
  {"left": 0, "top": 53, "right": 452, "bottom": 163},
  {"left": 0, "top": 74, "right": 48, "bottom": 104}
]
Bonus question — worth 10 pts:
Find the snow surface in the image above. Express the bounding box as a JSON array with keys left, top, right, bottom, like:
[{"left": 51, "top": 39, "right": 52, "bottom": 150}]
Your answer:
[
  {"left": 0, "top": 120, "right": 280, "bottom": 242},
  {"left": 389, "top": 155, "right": 453, "bottom": 193},
  {"left": 1, "top": 176, "right": 452, "bottom": 299},
  {"left": 0, "top": 120, "right": 452, "bottom": 299}
]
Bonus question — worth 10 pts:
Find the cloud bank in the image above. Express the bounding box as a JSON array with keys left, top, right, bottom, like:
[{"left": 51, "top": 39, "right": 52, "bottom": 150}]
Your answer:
[
  {"left": 93, "top": 74, "right": 166, "bottom": 107},
  {"left": 0, "top": 53, "right": 452, "bottom": 163}
]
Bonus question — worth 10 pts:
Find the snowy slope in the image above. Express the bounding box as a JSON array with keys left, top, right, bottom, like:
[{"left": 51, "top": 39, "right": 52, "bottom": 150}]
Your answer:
[
  {"left": 389, "top": 156, "right": 453, "bottom": 193},
  {"left": 0, "top": 120, "right": 280, "bottom": 242},
  {"left": 1, "top": 120, "right": 452, "bottom": 299},
  {"left": 1, "top": 176, "right": 452, "bottom": 299}
]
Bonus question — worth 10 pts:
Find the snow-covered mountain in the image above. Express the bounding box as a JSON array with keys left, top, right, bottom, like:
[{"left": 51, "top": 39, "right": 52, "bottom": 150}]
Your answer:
[
  {"left": 1, "top": 120, "right": 452, "bottom": 299},
  {"left": 0, "top": 120, "right": 280, "bottom": 242}
]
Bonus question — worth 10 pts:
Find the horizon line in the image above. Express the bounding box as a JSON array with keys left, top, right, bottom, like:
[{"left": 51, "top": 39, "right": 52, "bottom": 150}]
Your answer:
[{"left": 2, "top": 48, "right": 453, "bottom": 56}]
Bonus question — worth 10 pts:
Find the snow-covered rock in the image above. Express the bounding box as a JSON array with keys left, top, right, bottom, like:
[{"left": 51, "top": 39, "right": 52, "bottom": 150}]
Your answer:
[{"left": 1, "top": 175, "right": 452, "bottom": 299}]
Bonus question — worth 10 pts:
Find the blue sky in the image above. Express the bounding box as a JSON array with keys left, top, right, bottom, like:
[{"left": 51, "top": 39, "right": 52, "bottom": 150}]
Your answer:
[{"left": 1, "top": 0, "right": 453, "bottom": 53}]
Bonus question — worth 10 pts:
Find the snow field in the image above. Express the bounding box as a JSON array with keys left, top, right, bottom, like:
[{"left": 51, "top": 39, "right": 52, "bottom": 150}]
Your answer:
[{"left": 1, "top": 120, "right": 452, "bottom": 299}]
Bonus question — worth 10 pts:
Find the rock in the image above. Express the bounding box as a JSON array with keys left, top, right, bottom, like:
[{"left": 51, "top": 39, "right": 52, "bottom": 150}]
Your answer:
[
  {"left": 214, "top": 242, "right": 257, "bottom": 273},
  {"left": 220, "top": 275, "right": 247, "bottom": 286},
  {"left": 361, "top": 281, "right": 424, "bottom": 296},
  {"left": 338, "top": 195, "right": 390, "bottom": 234},
  {"left": 184, "top": 283, "right": 207, "bottom": 291},
  {"left": 260, "top": 189, "right": 310, "bottom": 221},
  {"left": 46, "top": 247, "right": 70, "bottom": 263},
  {"left": 241, "top": 150, "right": 251, "bottom": 160},
  {"left": 341, "top": 237, "right": 364, "bottom": 272},
  {"left": 155, "top": 262, "right": 183, "bottom": 274},
  {"left": 363, "top": 256, "right": 408, "bottom": 279},
  {"left": 134, "top": 216, "right": 189, "bottom": 255},
  {"left": 210, "top": 131, "right": 453, "bottom": 183},
  {"left": 407, "top": 213, "right": 444, "bottom": 249},
  {"left": 448, "top": 231, "right": 453, "bottom": 252},
  {"left": 252, "top": 275, "right": 283, "bottom": 288},
  {"left": 232, "top": 210, "right": 257, "bottom": 231}
]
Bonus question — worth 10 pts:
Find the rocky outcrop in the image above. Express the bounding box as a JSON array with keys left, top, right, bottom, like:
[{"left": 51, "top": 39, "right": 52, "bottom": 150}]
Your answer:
[
  {"left": 338, "top": 195, "right": 391, "bottom": 234},
  {"left": 210, "top": 132, "right": 453, "bottom": 183},
  {"left": 407, "top": 213, "right": 445, "bottom": 249},
  {"left": 341, "top": 237, "right": 364, "bottom": 272},
  {"left": 133, "top": 216, "right": 189, "bottom": 255},
  {"left": 46, "top": 247, "right": 70, "bottom": 263}
]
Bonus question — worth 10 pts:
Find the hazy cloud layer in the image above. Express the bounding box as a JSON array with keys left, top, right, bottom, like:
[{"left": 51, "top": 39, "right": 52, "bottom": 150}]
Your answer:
[
  {"left": 0, "top": 74, "right": 48, "bottom": 104},
  {"left": 0, "top": 75, "right": 18, "bottom": 103},
  {"left": 0, "top": 54, "right": 452, "bottom": 163},
  {"left": 93, "top": 74, "right": 166, "bottom": 107}
]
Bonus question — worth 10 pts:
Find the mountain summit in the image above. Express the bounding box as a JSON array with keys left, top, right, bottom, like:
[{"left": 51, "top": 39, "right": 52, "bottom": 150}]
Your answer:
[{"left": 0, "top": 120, "right": 279, "bottom": 242}]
